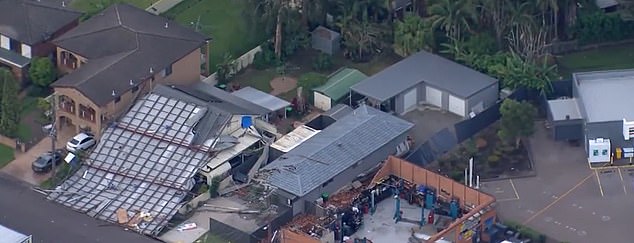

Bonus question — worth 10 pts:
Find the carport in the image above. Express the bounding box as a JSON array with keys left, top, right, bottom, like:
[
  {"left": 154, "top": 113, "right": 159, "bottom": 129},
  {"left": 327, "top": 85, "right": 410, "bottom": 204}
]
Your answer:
[
  {"left": 232, "top": 86, "right": 291, "bottom": 119},
  {"left": 546, "top": 98, "right": 584, "bottom": 141},
  {"left": 350, "top": 51, "right": 498, "bottom": 117}
]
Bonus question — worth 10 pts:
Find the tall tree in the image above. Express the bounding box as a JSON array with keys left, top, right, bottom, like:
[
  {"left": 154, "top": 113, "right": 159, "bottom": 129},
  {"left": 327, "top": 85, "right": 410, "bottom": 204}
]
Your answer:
[
  {"left": 498, "top": 99, "right": 537, "bottom": 148},
  {"left": 428, "top": 0, "right": 477, "bottom": 41},
  {"left": 0, "top": 68, "right": 19, "bottom": 137},
  {"left": 29, "top": 57, "right": 57, "bottom": 87},
  {"left": 394, "top": 13, "right": 434, "bottom": 55},
  {"left": 248, "top": 0, "right": 290, "bottom": 58}
]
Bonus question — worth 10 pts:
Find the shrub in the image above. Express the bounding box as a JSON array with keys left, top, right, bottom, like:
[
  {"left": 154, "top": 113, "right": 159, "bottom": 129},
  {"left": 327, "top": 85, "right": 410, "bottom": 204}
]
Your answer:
[
  {"left": 574, "top": 11, "right": 634, "bottom": 44},
  {"left": 252, "top": 43, "right": 278, "bottom": 70},
  {"left": 298, "top": 72, "right": 327, "bottom": 104},
  {"left": 487, "top": 155, "right": 500, "bottom": 167},
  {"left": 312, "top": 53, "right": 333, "bottom": 71}
]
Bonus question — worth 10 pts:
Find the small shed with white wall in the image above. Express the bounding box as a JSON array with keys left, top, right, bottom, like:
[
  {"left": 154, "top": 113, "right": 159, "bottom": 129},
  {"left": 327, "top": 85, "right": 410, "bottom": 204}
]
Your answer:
[{"left": 313, "top": 68, "right": 367, "bottom": 111}]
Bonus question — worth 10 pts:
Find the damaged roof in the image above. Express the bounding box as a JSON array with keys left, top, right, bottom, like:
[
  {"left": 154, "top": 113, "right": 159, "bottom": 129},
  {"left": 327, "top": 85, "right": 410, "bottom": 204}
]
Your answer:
[
  {"left": 261, "top": 105, "right": 413, "bottom": 197},
  {"left": 48, "top": 87, "right": 231, "bottom": 236}
]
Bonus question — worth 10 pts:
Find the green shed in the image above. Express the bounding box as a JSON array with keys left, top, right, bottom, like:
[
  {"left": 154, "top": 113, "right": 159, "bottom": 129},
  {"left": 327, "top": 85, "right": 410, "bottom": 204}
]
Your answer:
[{"left": 312, "top": 68, "right": 368, "bottom": 111}]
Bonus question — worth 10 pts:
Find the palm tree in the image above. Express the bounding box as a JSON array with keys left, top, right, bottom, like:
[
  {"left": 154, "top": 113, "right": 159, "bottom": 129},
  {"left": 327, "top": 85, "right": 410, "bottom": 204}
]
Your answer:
[
  {"left": 535, "top": 0, "right": 559, "bottom": 39},
  {"left": 394, "top": 13, "right": 434, "bottom": 55},
  {"left": 428, "top": 0, "right": 477, "bottom": 41}
]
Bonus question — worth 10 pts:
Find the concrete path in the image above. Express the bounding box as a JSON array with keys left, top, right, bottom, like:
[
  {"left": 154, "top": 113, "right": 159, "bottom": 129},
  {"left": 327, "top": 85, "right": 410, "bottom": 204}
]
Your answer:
[
  {"left": 146, "top": 0, "right": 185, "bottom": 15},
  {"left": 1, "top": 129, "right": 74, "bottom": 185}
]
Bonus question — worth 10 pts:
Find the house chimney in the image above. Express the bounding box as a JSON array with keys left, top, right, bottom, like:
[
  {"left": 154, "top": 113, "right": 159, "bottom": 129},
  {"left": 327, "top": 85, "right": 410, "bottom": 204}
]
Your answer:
[
  {"left": 112, "top": 90, "right": 116, "bottom": 97},
  {"left": 164, "top": 22, "right": 169, "bottom": 28},
  {"left": 129, "top": 79, "right": 134, "bottom": 86}
]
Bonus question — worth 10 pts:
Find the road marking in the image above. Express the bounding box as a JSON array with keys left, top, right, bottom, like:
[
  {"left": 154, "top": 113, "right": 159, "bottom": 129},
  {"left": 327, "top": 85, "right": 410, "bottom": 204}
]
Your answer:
[
  {"left": 509, "top": 179, "right": 520, "bottom": 200},
  {"left": 596, "top": 170, "right": 604, "bottom": 197},
  {"left": 523, "top": 173, "right": 594, "bottom": 225},
  {"left": 619, "top": 168, "right": 627, "bottom": 195},
  {"left": 497, "top": 197, "right": 520, "bottom": 202}
]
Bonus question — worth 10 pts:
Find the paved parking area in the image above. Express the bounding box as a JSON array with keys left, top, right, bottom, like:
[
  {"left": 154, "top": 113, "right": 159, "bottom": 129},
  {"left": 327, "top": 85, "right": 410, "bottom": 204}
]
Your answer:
[
  {"left": 401, "top": 108, "right": 462, "bottom": 143},
  {"left": 481, "top": 123, "right": 634, "bottom": 243}
]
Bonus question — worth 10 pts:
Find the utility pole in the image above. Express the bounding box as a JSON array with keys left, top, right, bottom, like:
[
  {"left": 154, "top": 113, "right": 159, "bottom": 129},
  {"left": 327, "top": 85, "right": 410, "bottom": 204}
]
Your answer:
[{"left": 50, "top": 95, "right": 57, "bottom": 184}]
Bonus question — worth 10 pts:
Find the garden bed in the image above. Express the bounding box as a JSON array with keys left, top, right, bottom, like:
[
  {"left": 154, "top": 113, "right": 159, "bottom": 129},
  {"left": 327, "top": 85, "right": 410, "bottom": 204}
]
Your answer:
[{"left": 428, "top": 122, "right": 534, "bottom": 181}]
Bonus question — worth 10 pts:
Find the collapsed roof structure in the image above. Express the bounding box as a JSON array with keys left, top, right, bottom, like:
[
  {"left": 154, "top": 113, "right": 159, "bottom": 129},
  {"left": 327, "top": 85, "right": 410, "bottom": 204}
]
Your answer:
[{"left": 47, "top": 84, "right": 262, "bottom": 235}]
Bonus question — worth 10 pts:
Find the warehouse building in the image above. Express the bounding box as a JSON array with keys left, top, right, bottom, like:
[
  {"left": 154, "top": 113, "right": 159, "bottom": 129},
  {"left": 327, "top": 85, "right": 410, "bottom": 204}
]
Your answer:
[
  {"left": 547, "top": 69, "right": 634, "bottom": 164},
  {"left": 351, "top": 51, "right": 499, "bottom": 117},
  {"left": 257, "top": 105, "right": 414, "bottom": 215}
]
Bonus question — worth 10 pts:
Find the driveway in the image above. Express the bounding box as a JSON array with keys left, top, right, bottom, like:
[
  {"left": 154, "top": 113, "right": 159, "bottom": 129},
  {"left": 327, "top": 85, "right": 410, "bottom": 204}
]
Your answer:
[
  {"left": 481, "top": 123, "right": 633, "bottom": 243},
  {"left": 1, "top": 128, "right": 74, "bottom": 185},
  {"left": 0, "top": 173, "right": 159, "bottom": 243}
]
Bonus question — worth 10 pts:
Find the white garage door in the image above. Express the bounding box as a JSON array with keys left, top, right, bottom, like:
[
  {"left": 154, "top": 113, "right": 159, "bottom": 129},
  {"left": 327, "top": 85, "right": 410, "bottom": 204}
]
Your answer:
[
  {"left": 403, "top": 88, "right": 417, "bottom": 112},
  {"left": 426, "top": 86, "right": 442, "bottom": 107},
  {"left": 448, "top": 95, "right": 466, "bottom": 116}
]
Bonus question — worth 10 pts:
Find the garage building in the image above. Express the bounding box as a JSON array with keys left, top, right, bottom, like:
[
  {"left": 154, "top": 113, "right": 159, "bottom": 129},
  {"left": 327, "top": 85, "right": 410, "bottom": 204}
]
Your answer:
[
  {"left": 350, "top": 51, "right": 499, "bottom": 117},
  {"left": 547, "top": 69, "right": 634, "bottom": 164}
]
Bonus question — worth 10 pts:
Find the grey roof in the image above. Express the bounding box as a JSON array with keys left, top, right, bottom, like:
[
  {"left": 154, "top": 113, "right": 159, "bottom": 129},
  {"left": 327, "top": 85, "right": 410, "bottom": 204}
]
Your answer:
[
  {"left": 0, "top": 224, "right": 30, "bottom": 243},
  {"left": 0, "top": 0, "right": 81, "bottom": 45},
  {"left": 547, "top": 98, "right": 582, "bottom": 121},
  {"left": 351, "top": 51, "right": 498, "bottom": 101},
  {"left": 180, "top": 82, "right": 270, "bottom": 115},
  {"left": 312, "top": 26, "right": 340, "bottom": 41},
  {"left": 0, "top": 47, "right": 30, "bottom": 67},
  {"left": 48, "top": 90, "right": 231, "bottom": 236},
  {"left": 232, "top": 86, "right": 291, "bottom": 113},
  {"left": 51, "top": 3, "right": 208, "bottom": 106},
  {"left": 394, "top": 0, "right": 412, "bottom": 10},
  {"left": 573, "top": 69, "right": 634, "bottom": 123},
  {"left": 261, "top": 105, "right": 414, "bottom": 197},
  {"left": 322, "top": 104, "right": 353, "bottom": 120}
]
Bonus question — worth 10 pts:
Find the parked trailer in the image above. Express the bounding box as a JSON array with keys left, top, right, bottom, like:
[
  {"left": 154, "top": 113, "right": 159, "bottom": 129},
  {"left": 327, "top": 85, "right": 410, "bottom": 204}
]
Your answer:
[{"left": 0, "top": 224, "right": 32, "bottom": 243}]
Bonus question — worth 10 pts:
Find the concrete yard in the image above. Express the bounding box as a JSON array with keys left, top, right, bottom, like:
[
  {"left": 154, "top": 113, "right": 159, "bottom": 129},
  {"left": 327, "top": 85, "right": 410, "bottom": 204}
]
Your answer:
[
  {"left": 352, "top": 198, "right": 453, "bottom": 242},
  {"left": 401, "top": 108, "right": 462, "bottom": 143},
  {"left": 481, "top": 123, "right": 634, "bottom": 243}
]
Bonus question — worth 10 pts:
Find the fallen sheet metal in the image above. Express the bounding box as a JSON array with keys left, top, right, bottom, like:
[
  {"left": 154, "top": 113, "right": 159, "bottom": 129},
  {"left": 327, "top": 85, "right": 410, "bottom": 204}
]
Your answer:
[{"left": 116, "top": 208, "right": 129, "bottom": 224}]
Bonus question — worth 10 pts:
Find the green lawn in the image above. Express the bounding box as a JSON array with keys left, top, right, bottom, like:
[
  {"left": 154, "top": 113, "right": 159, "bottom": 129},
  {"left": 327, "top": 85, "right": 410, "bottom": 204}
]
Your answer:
[
  {"left": 71, "top": 0, "right": 158, "bottom": 12},
  {"left": 231, "top": 68, "right": 278, "bottom": 93},
  {"left": 558, "top": 43, "right": 634, "bottom": 79},
  {"left": 0, "top": 144, "right": 15, "bottom": 169},
  {"left": 164, "top": 0, "right": 264, "bottom": 71}
]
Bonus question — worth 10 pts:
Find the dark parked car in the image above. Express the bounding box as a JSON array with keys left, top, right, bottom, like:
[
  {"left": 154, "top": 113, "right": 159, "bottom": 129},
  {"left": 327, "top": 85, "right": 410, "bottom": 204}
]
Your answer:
[{"left": 31, "top": 150, "right": 64, "bottom": 173}]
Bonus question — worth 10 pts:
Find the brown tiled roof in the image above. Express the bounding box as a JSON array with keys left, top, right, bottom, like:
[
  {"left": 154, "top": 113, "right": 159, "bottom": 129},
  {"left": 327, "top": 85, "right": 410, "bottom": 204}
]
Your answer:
[
  {"left": 0, "top": 0, "right": 81, "bottom": 45},
  {"left": 51, "top": 3, "right": 210, "bottom": 106}
]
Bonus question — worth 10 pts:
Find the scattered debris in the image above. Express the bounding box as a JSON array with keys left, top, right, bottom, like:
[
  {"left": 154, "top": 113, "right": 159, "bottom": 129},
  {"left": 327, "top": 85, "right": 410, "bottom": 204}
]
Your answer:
[
  {"left": 176, "top": 222, "right": 197, "bottom": 232},
  {"left": 116, "top": 208, "right": 129, "bottom": 224}
]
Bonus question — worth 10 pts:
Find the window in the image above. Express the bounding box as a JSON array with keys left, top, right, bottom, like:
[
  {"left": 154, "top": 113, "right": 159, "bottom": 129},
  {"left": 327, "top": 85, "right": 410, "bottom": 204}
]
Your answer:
[
  {"left": 593, "top": 150, "right": 599, "bottom": 156},
  {"left": 131, "top": 86, "right": 139, "bottom": 93},
  {"left": 114, "top": 96, "right": 121, "bottom": 103},
  {"left": 602, "top": 149, "right": 608, "bottom": 156}
]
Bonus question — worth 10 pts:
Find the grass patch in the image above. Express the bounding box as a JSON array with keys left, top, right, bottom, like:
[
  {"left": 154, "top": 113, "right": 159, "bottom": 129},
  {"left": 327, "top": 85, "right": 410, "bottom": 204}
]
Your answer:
[
  {"left": 164, "top": 0, "right": 265, "bottom": 71},
  {"left": 40, "top": 163, "right": 73, "bottom": 190},
  {"left": 71, "top": 0, "right": 157, "bottom": 12},
  {"left": 231, "top": 68, "right": 277, "bottom": 93},
  {"left": 558, "top": 43, "right": 634, "bottom": 79},
  {"left": 0, "top": 144, "right": 15, "bottom": 169}
]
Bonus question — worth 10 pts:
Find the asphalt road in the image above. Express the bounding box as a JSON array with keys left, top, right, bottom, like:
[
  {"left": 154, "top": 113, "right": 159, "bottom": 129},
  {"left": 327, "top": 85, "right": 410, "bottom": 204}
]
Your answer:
[{"left": 0, "top": 173, "right": 160, "bottom": 243}]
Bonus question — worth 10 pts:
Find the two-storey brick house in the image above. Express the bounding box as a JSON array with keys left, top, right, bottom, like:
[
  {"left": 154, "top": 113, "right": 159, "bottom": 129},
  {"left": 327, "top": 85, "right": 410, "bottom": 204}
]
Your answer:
[
  {"left": 50, "top": 3, "right": 210, "bottom": 137},
  {"left": 0, "top": 0, "right": 81, "bottom": 84}
]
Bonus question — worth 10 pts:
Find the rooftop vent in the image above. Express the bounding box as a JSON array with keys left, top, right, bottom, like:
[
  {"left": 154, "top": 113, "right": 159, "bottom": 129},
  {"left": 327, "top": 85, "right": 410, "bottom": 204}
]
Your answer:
[
  {"left": 164, "top": 22, "right": 169, "bottom": 28},
  {"left": 111, "top": 90, "right": 116, "bottom": 97},
  {"left": 62, "top": 1, "right": 65, "bottom": 7},
  {"left": 149, "top": 67, "right": 154, "bottom": 74},
  {"left": 129, "top": 79, "right": 134, "bottom": 86}
]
